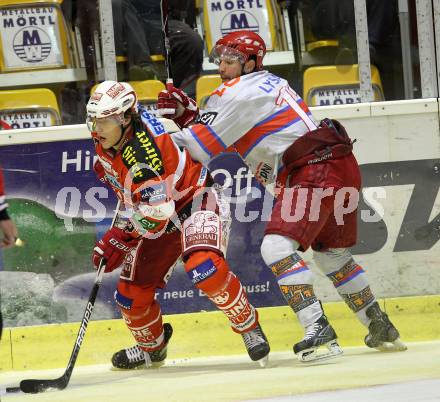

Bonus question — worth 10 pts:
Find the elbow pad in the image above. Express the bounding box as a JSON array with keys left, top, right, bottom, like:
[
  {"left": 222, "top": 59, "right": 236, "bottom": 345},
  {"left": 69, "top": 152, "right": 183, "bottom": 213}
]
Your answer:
[{"left": 130, "top": 200, "right": 176, "bottom": 235}]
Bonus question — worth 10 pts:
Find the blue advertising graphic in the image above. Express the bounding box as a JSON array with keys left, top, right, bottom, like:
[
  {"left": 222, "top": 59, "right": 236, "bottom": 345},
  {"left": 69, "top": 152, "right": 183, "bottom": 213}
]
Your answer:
[{"left": 0, "top": 139, "right": 284, "bottom": 327}]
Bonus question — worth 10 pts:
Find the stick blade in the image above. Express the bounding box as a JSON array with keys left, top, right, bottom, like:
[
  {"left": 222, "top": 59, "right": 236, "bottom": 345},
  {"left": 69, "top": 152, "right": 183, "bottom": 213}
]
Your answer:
[
  {"left": 5, "top": 386, "right": 21, "bottom": 393},
  {"left": 20, "top": 378, "right": 66, "bottom": 394}
]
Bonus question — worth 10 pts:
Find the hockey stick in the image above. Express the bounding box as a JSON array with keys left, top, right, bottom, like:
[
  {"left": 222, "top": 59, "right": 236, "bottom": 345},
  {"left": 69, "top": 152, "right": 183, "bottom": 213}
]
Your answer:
[
  {"left": 7, "top": 203, "right": 121, "bottom": 394},
  {"left": 160, "top": 0, "right": 173, "bottom": 89}
]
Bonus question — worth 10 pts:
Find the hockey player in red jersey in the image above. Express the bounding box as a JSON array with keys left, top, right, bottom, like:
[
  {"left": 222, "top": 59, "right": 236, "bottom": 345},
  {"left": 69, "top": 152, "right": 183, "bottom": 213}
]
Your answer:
[
  {"left": 86, "top": 80, "right": 270, "bottom": 369},
  {"left": 157, "top": 31, "right": 406, "bottom": 362}
]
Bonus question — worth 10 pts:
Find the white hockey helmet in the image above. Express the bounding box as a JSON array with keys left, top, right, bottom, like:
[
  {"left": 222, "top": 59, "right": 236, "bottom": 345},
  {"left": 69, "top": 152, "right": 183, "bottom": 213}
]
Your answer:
[{"left": 86, "top": 81, "right": 138, "bottom": 120}]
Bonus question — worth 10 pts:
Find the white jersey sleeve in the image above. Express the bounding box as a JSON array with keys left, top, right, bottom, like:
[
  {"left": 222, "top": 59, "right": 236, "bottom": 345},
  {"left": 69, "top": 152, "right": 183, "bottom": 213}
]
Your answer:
[{"left": 171, "top": 71, "right": 317, "bottom": 168}]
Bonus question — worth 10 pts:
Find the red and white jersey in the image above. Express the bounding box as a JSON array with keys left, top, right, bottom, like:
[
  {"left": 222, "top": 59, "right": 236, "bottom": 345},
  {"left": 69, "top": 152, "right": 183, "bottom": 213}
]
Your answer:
[
  {"left": 94, "top": 118, "right": 209, "bottom": 236},
  {"left": 172, "top": 71, "right": 318, "bottom": 187}
]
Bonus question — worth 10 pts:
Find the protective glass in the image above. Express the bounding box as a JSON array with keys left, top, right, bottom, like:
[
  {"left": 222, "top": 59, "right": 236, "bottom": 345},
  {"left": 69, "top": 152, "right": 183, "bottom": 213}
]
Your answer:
[
  {"left": 86, "top": 114, "right": 124, "bottom": 133},
  {"left": 209, "top": 45, "right": 247, "bottom": 66}
]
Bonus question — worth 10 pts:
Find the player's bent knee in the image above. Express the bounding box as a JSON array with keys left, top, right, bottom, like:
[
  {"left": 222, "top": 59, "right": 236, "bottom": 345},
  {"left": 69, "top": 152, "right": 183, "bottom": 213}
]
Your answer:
[
  {"left": 184, "top": 250, "right": 229, "bottom": 294},
  {"left": 276, "top": 260, "right": 314, "bottom": 286},
  {"left": 261, "top": 235, "right": 314, "bottom": 285},
  {"left": 114, "top": 283, "right": 155, "bottom": 318},
  {"left": 261, "top": 234, "right": 300, "bottom": 265},
  {"left": 313, "top": 248, "right": 353, "bottom": 274}
]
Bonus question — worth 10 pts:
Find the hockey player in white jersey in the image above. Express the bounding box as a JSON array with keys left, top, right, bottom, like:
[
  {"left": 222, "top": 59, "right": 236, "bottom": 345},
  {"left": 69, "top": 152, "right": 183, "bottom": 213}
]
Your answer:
[{"left": 157, "top": 30, "right": 406, "bottom": 362}]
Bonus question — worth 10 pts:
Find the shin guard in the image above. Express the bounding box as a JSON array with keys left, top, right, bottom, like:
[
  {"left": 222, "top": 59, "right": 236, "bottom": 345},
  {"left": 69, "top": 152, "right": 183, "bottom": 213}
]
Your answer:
[
  {"left": 261, "top": 235, "right": 322, "bottom": 328},
  {"left": 115, "top": 282, "right": 165, "bottom": 352},
  {"left": 185, "top": 251, "right": 258, "bottom": 333}
]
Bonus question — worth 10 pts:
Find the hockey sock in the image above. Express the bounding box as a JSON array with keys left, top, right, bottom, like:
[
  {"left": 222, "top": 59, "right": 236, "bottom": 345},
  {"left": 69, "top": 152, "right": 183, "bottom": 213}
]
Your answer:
[
  {"left": 314, "top": 249, "right": 376, "bottom": 327},
  {"left": 261, "top": 234, "right": 323, "bottom": 328}
]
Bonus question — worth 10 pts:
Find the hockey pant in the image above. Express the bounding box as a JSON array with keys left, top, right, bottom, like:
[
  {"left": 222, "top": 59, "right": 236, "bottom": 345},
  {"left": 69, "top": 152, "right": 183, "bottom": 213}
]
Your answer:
[{"left": 261, "top": 234, "right": 375, "bottom": 328}]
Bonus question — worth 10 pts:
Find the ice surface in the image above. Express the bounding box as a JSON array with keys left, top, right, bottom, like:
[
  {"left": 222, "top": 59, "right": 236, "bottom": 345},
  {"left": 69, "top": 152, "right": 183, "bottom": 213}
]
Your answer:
[{"left": 1, "top": 341, "right": 439, "bottom": 402}]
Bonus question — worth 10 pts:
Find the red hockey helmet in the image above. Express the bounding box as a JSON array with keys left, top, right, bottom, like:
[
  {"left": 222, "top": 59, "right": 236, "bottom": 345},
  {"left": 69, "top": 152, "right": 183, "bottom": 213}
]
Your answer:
[{"left": 210, "top": 30, "right": 266, "bottom": 71}]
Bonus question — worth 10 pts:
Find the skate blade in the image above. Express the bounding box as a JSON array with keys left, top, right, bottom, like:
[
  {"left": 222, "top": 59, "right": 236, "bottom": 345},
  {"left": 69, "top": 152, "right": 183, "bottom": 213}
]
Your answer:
[
  {"left": 375, "top": 338, "right": 407, "bottom": 352},
  {"left": 298, "top": 340, "right": 343, "bottom": 363},
  {"left": 257, "top": 354, "right": 269, "bottom": 368},
  {"left": 110, "top": 360, "right": 165, "bottom": 371}
]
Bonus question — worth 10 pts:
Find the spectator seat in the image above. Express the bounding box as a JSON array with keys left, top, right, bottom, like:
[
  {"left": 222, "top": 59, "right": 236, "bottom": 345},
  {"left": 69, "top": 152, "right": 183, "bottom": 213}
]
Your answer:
[
  {"left": 303, "top": 64, "right": 385, "bottom": 106},
  {"left": 196, "top": 74, "right": 221, "bottom": 108},
  {"left": 0, "top": 88, "right": 61, "bottom": 129}
]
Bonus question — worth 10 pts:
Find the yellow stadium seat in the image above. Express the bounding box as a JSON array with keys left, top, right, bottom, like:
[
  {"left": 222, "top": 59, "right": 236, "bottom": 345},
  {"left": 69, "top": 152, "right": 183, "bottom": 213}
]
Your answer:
[
  {"left": 306, "top": 40, "right": 339, "bottom": 53},
  {"left": 116, "top": 55, "right": 164, "bottom": 63},
  {"left": 0, "top": 0, "right": 74, "bottom": 72},
  {"left": 129, "top": 80, "right": 165, "bottom": 104},
  {"left": 0, "top": 88, "right": 61, "bottom": 129},
  {"left": 303, "top": 65, "right": 385, "bottom": 106},
  {"left": 196, "top": 74, "right": 221, "bottom": 108}
]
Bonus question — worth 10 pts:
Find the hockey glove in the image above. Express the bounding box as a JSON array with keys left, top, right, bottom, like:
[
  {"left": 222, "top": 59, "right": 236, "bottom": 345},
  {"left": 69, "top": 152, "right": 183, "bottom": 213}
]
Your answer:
[
  {"left": 157, "top": 86, "right": 198, "bottom": 128},
  {"left": 93, "top": 160, "right": 108, "bottom": 185},
  {"left": 92, "top": 227, "right": 139, "bottom": 272}
]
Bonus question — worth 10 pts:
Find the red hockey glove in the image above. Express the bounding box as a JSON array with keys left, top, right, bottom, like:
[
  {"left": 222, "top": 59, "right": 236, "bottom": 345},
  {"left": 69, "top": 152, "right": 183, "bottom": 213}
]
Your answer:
[
  {"left": 157, "top": 86, "right": 198, "bottom": 128},
  {"left": 93, "top": 160, "right": 108, "bottom": 185},
  {"left": 92, "top": 227, "right": 139, "bottom": 272}
]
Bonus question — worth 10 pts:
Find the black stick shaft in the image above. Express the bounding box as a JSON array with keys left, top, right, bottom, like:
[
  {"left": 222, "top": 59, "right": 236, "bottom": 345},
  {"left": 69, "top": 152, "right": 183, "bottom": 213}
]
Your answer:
[
  {"left": 160, "top": 0, "right": 173, "bottom": 87},
  {"left": 63, "top": 281, "right": 101, "bottom": 382}
]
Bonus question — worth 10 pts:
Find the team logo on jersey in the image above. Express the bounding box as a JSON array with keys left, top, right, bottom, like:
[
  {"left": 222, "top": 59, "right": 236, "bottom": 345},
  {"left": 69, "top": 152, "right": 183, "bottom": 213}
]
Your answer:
[
  {"left": 138, "top": 182, "right": 167, "bottom": 204},
  {"left": 105, "top": 173, "right": 123, "bottom": 191},
  {"left": 196, "top": 111, "right": 218, "bottom": 125},
  {"left": 97, "top": 156, "right": 112, "bottom": 171},
  {"left": 140, "top": 108, "right": 166, "bottom": 136},
  {"left": 13, "top": 27, "right": 51, "bottom": 63},
  {"left": 255, "top": 162, "right": 273, "bottom": 184},
  {"left": 196, "top": 167, "right": 208, "bottom": 186}
]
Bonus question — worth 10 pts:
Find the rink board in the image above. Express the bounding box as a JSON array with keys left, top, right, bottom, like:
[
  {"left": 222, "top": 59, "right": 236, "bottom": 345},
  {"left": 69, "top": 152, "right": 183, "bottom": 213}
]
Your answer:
[{"left": 1, "top": 294, "right": 439, "bottom": 371}]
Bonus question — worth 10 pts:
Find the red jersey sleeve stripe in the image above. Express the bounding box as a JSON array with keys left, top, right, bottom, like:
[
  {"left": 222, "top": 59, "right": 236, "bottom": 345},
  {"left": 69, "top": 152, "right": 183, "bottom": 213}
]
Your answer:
[
  {"left": 297, "top": 99, "right": 311, "bottom": 113},
  {"left": 234, "top": 106, "right": 300, "bottom": 158},
  {"left": 190, "top": 124, "right": 227, "bottom": 156}
]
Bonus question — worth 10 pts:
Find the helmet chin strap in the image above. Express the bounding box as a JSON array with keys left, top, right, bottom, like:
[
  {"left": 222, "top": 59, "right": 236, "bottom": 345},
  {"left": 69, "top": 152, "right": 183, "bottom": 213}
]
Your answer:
[{"left": 112, "top": 121, "right": 132, "bottom": 150}]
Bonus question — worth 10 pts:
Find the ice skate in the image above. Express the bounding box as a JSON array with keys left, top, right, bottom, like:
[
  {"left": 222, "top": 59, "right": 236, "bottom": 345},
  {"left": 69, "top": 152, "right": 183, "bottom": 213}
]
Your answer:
[
  {"left": 293, "top": 315, "right": 343, "bottom": 362},
  {"left": 111, "top": 323, "right": 173, "bottom": 369},
  {"left": 364, "top": 302, "right": 407, "bottom": 352},
  {"left": 241, "top": 323, "right": 270, "bottom": 367}
]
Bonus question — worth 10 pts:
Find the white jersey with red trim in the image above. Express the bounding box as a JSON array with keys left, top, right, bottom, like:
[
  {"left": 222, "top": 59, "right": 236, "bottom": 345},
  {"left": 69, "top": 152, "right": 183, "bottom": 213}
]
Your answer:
[{"left": 172, "top": 70, "right": 318, "bottom": 187}]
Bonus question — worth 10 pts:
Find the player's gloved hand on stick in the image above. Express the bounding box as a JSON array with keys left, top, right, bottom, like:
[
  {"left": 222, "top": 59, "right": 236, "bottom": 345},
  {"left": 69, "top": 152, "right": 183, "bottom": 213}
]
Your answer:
[
  {"left": 157, "top": 86, "right": 198, "bottom": 128},
  {"left": 92, "top": 227, "right": 139, "bottom": 272}
]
